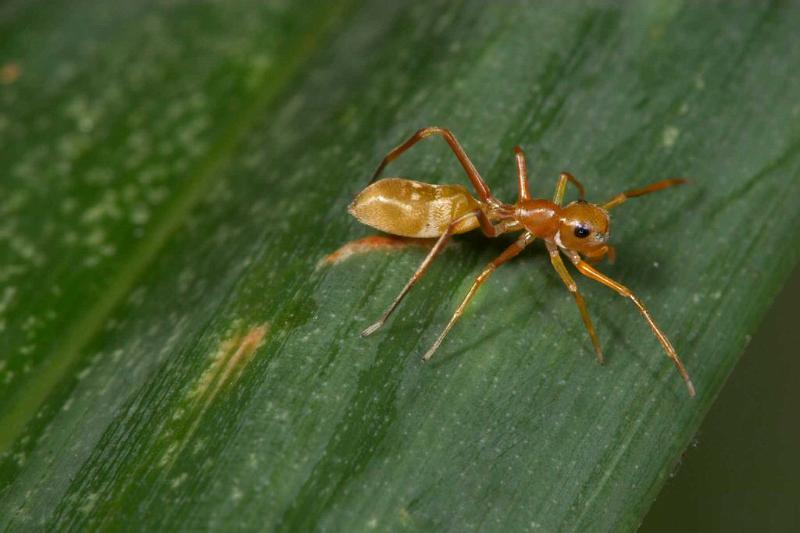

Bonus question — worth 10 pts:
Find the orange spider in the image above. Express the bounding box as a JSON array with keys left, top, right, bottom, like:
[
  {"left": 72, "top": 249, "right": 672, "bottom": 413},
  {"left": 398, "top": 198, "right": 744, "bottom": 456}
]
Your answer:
[{"left": 349, "top": 127, "right": 694, "bottom": 397}]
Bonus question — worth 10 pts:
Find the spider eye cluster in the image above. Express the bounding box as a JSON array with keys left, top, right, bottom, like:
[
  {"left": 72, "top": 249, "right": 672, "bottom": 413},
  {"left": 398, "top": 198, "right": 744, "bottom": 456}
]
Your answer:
[{"left": 573, "top": 225, "right": 591, "bottom": 238}]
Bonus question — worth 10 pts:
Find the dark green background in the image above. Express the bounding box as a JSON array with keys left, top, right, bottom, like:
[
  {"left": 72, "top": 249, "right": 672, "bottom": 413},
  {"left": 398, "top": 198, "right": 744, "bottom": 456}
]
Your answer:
[{"left": 643, "top": 267, "right": 800, "bottom": 532}]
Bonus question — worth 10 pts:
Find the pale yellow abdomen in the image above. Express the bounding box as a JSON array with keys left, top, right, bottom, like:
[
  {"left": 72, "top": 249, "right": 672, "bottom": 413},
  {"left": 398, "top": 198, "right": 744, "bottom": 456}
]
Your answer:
[{"left": 349, "top": 178, "right": 481, "bottom": 238}]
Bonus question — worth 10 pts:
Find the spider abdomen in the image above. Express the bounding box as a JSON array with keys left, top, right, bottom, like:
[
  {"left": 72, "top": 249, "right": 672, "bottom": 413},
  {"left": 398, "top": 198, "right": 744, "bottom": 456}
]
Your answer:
[{"left": 349, "top": 178, "right": 481, "bottom": 238}]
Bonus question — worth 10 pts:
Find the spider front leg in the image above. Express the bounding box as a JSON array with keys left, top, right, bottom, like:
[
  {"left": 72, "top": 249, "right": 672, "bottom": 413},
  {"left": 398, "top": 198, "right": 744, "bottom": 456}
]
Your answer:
[
  {"left": 565, "top": 250, "right": 696, "bottom": 397},
  {"left": 545, "top": 242, "right": 604, "bottom": 363},
  {"left": 553, "top": 172, "right": 586, "bottom": 205},
  {"left": 369, "top": 127, "right": 501, "bottom": 206},
  {"left": 602, "top": 178, "right": 687, "bottom": 210},
  {"left": 422, "top": 232, "right": 535, "bottom": 362},
  {"left": 512, "top": 147, "right": 586, "bottom": 206},
  {"left": 513, "top": 146, "right": 532, "bottom": 202}
]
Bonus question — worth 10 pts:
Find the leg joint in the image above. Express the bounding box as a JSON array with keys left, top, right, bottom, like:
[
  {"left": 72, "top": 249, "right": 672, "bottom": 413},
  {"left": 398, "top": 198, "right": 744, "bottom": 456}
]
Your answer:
[
  {"left": 421, "top": 126, "right": 448, "bottom": 136},
  {"left": 477, "top": 265, "right": 496, "bottom": 282},
  {"left": 566, "top": 281, "right": 578, "bottom": 293}
]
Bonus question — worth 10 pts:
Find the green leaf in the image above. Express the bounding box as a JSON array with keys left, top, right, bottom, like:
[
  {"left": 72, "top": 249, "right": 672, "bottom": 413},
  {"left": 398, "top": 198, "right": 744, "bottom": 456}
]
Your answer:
[{"left": 1, "top": 1, "right": 799, "bottom": 530}]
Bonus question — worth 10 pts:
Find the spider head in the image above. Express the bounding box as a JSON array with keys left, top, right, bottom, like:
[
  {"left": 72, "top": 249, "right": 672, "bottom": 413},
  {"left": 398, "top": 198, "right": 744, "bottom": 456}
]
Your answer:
[{"left": 556, "top": 201, "right": 612, "bottom": 259}]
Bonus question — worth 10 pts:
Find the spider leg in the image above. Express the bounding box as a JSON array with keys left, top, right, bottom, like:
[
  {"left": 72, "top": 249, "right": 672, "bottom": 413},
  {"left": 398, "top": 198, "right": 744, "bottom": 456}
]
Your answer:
[
  {"left": 545, "top": 242, "right": 604, "bottom": 363},
  {"left": 602, "top": 178, "right": 687, "bottom": 210},
  {"left": 552, "top": 172, "right": 586, "bottom": 205},
  {"left": 513, "top": 146, "right": 532, "bottom": 202},
  {"left": 565, "top": 250, "right": 696, "bottom": 397},
  {"left": 369, "top": 126, "right": 501, "bottom": 206},
  {"left": 422, "top": 232, "right": 535, "bottom": 361},
  {"left": 361, "top": 210, "right": 506, "bottom": 337}
]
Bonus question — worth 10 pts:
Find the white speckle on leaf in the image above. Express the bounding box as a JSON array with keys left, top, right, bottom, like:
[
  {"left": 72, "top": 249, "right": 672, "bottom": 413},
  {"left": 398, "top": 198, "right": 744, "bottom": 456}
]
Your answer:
[
  {"left": 159, "top": 442, "right": 179, "bottom": 467},
  {"left": 62, "top": 398, "right": 74, "bottom": 412},
  {"left": 78, "top": 492, "right": 99, "bottom": 514},
  {"left": 662, "top": 126, "right": 680, "bottom": 148},
  {"left": 694, "top": 73, "right": 705, "bottom": 90},
  {"left": 85, "top": 228, "right": 106, "bottom": 247},
  {"left": 130, "top": 204, "right": 151, "bottom": 225},
  {"left": 170, "top": 472, "right": 188, "bottom": 489},
  {"left": 0, "top": 287, "right": 16, "bottom": 315}
]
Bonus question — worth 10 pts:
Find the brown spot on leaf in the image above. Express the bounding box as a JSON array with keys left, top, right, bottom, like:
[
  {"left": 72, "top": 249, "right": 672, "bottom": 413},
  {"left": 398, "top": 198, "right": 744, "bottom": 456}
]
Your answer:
[
  {"left": 160, "top": 323, "right": 269, "bottom": 469},
  {"left": 192, "top": 323, "right": 269, "bottom": 401}
]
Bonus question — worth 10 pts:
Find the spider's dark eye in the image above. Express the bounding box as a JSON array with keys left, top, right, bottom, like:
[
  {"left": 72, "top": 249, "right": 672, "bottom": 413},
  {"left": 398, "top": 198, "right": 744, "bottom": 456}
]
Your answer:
[{"left": 574, "top": 225, "right": 591, "bottom": 238}]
